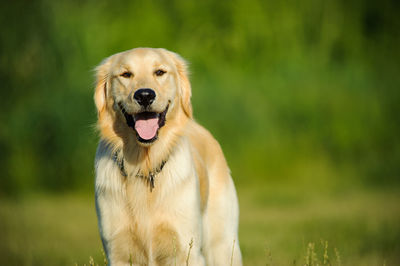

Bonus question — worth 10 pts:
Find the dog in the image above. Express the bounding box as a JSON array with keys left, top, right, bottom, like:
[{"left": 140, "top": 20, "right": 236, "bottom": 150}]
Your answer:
[{"left": 94, "top": 48, "right": 242, "bottom": 266}]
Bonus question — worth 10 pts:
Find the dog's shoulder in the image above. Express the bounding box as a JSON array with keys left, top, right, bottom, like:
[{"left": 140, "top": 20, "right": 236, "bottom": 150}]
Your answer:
[
  {"left": 185, "top": 120, "right": 232, "bottom": 196},
  {"left": 185, "top": 120, "right": 227, "bottom": 168}
]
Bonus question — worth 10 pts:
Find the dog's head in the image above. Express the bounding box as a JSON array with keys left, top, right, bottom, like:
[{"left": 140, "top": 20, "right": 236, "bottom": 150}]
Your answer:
[{"left": 94, "top": 48, "right": 192, "bottom": 147}]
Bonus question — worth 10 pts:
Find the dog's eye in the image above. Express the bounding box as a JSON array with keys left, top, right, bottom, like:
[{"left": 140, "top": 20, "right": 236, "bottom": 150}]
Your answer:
[
  {"left": 120, "top": 71, "right": 133, "bottom": 78},
  {"left": 155, "top": 69, "right": 166, "bottom": 76}
]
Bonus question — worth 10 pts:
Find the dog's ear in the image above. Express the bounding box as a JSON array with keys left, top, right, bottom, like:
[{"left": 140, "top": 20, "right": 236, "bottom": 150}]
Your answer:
[
  {"left": 166, "top": 51, "right": 193, "bottom": 118},
  {"left": 94, "top": 57, "right": 113, "bottom": 118}
]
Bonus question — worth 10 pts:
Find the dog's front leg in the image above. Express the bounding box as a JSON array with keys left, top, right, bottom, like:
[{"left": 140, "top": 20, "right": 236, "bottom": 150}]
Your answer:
[{"left": 96, "top": 191, "right": 149, "bottom": 265}]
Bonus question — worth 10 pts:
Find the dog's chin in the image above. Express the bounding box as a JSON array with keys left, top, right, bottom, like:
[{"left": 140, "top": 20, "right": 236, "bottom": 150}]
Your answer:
[
  {"left": 118, "top": 103, "right": 168, "bottom": 146},
  {"left": 136, "top": 133, "right": 158, "bottom": 146}
]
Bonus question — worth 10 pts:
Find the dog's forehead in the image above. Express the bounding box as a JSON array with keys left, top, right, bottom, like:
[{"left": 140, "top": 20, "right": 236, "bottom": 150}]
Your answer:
[{"left": 116, "top": 48, "right": 173, "bottom": 69}]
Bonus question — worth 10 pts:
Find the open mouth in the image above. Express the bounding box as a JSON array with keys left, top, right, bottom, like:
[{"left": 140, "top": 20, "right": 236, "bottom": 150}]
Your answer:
[{"left": 118, "top": 103, "right": 169, "bottom": 143}]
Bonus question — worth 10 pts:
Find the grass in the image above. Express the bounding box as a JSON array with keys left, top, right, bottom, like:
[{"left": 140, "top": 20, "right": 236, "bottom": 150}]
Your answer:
[
  {"left": 238, "top": 185, "right": 400, "bottom": 265},
  {"left": 186, "top": 238, "right": 193, "bottom": 266},
  {"left": 0, "top": 185, "right": 399, "bottom": 265},
  {"left": 0, "top": 194, "right": 102, "bottom": 265}
]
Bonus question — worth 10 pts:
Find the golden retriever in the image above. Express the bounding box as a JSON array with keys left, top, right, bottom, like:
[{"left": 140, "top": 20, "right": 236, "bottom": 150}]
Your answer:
[{"left": 94, "top": 48, "right": 242, "bottom": 266}]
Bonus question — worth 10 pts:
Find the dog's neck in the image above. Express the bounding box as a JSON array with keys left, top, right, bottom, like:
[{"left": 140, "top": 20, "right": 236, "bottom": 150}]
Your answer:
[
  {"left": 109, "top": 110, "right": 190, "bottom": 191},
  {"left": 112, "top": 148, "right": 167, "bottom": 192}
]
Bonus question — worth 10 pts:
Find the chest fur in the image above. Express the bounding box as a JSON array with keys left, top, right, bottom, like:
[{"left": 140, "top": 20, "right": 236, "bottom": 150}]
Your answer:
[{"left": 95, "top": 140, "right": 202, "bottom": 263}]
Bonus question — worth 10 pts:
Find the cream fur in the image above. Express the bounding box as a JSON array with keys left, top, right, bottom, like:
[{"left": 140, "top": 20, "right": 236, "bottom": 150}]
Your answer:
[{"left": 94, "top": 48, "right": 242, "bottom": 266}]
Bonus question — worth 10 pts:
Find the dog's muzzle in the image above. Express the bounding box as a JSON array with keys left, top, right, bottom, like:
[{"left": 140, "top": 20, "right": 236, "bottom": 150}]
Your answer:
[{"left": 118, "top": 102, "right": 169, "bottom": 143}]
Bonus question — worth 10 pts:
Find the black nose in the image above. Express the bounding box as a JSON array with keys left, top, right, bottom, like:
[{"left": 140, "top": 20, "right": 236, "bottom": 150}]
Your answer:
[{"left": 133, "top": 88, "right": 156, "bottom": 107}]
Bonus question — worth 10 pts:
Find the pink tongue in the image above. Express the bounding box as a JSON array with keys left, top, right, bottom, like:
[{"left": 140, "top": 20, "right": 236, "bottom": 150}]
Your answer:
[{"left": 135, "top": 118, "right": 159, "bottom": 140}]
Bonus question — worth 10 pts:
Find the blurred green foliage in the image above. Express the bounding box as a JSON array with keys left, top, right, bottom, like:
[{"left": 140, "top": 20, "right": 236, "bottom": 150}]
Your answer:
[{"left": 0, "top": 0, "right": 399, "bottom": 195}]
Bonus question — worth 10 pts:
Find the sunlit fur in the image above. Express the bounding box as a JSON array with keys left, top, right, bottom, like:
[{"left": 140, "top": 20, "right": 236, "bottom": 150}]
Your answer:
[{"left": 94, "top": 48, "right": 242, "bottom": 266}]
